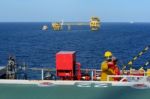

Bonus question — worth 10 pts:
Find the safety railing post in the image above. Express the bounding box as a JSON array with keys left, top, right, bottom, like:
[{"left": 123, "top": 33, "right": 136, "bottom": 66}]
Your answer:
[
  {"left": 91, "top": 70, "right": 93, "bottom": 81},
  {"left": 41, "top": 69, "right": 44, "bottom": 80},
  {"left": 107, "top": 75, "right": 109, "bottom": 81}
]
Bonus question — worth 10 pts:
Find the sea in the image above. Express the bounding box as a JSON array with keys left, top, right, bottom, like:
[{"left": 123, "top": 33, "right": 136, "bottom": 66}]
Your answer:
[{"left": 0, "top": 22, "right": 150, "bottom": 79}]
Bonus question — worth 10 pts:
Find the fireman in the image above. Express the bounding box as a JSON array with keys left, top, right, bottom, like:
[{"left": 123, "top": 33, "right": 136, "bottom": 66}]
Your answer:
[
  {"left": 101, "top": 51, "right": 115, "bottom": 81},
  {"left": 112, "top": 57, "right": 120, "bottom": 81},
  {"left": 112, "top": 57, "right": 120, "bottom": 75}
]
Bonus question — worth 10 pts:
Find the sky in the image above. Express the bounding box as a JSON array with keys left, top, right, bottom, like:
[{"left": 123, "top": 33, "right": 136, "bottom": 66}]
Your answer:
[{"left": 0, "top": 0, "right": 150, "bottom": 22}]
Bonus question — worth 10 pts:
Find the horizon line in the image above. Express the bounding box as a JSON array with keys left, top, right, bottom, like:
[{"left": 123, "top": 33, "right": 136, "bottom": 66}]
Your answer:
[{"left": 0, "top": 21, "right": 150, "bottom": 23}]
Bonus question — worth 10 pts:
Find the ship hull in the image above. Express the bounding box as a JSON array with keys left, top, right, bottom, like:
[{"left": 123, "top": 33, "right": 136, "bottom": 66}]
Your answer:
[
  {"left": 0, "top": 80, "right": 150, "bottom": 99},
  {"left": 0, "top": 83, "right": 150, "bottom": 99}
]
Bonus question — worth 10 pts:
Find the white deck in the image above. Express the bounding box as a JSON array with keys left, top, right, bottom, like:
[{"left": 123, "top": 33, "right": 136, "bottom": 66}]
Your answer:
[
  {"left": 0, "top": 79, "right": 149, "bottom": 87},
  {"left": 0, "top": 72, "right": 149, "bottom": 87}
]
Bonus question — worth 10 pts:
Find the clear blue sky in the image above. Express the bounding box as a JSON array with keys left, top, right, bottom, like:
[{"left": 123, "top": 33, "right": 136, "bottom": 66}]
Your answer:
[{"left": 0, "top": 0, "right": 150, "bottom": 22}]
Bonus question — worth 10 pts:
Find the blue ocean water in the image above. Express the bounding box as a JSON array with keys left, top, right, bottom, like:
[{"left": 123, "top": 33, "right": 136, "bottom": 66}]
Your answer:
[{"left": 0, "top": 22, "right": 150, "bottom": 72}]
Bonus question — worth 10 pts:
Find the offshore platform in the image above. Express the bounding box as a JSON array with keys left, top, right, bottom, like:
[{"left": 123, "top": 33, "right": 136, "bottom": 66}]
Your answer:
[{"left": 51, "top": 17, "right": 100, "bottom": 31}]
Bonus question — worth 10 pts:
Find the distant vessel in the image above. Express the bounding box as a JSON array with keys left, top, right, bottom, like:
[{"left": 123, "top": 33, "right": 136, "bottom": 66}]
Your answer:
[
  {"left": 90, "top": 17, "right": 100, "bottom": 31},
  {"left": 42, "top": 25, "right": 48, "bottom": 30}
]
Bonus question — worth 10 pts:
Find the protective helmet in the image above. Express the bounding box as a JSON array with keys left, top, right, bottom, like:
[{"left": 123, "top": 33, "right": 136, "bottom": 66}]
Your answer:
[{"left": 104, "top": 51, "right": 112, "bottom": 58}]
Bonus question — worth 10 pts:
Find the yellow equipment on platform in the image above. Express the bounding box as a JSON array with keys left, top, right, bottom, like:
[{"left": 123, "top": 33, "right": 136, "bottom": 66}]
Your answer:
[
  {"left": 146, "top": 69, "right": 150, "bottom": 76},
  {"left": 52, "top": 22, "right": 62, "bottom": 30},
  {"left": 90, "top": 17, "right": 100, "bottom": 31}
]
